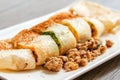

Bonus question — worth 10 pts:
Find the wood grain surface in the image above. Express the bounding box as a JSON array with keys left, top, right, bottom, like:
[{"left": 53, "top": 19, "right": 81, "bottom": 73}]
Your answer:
[{"left": 0, "top": 0, "right": 120, "bottom": 80}]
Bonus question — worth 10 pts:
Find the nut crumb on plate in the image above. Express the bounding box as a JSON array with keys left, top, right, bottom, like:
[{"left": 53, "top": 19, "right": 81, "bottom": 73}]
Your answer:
[
  {"left": 106, "top": 40, "right": 114, "bottom": 48},
  {"left": 43, "top": 38, "right": 113, "bottom": 72},
  {"left": 44, "top": 57, "right": 63, "bottom": 72}
]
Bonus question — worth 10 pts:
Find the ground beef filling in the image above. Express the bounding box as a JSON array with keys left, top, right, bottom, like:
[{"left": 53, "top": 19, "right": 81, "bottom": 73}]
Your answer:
[{"left": 44, "top": 38, "right": 113, "bottom": 72}]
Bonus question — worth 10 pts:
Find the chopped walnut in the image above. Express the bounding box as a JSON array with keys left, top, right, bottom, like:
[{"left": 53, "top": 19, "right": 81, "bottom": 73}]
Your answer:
[
  {"left": 87, "top": 38, "right": 102, "bottom": 50},
  {"left": 86, "top": 51, "right": 92, "bottom": 61},
  {"left": 66, "top": 48, "right": 78, "bottom": 55},
  {"left": 58, "top": 56, "right": 68, "bottom": 63},
  {"left": 92, "top": 50, "right": 99, "bottom": 57},
  {"left": 99, "top": 45, "right": 107, "bottom": 53},
  {"left": 76, "top": 43, "right": 88, "bottom": 50},
  {"left": 67, "top": 50, "right": 79, "bottom": 58},
  {"left": 44, "top": 57, "right": 63, "bottom": 72},
  {"left": 106, "top": 40, "right": 114, "bottom": 48},
  {"left": 67, "top": 48, "right": 81, "bottom": 63},
  {"left": 64, "top": 61, "right": 79, "bottom": 72},
  {"left": 80, "top": 58, "right": 88, "bottom": 66},
  {"left": 43, "top": 38, "right": 113, "bottom": 72},
  {"left": 79, "top": 50, "right": 87, "bottom": 56}
]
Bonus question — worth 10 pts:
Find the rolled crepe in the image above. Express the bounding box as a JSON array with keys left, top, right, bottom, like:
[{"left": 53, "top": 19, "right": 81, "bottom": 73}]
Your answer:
[
  {"left": 97, "top": 16, "right": 114, "bottom": 34},
  {"left": 31, "top": 35, "right": 59, "bottom": 65},
  {"left": 62, "top": 18, "right": 91, "bottom": 42},
  {"left": 96, "top": 13, "right": 120, "bottom": 33},
  {"left": 70, "top": 1, "right": 120, "bottom": 33},
  {"left": 70, "top": 1, "right": 112, "bottom": 17},
  {"left": 0, "top": 49, "right": 36, "bottom": 70},
  {"left": 43, "top": 23, "right": 76, "bottom": 54},
  {"left": 83, "top": 18, "right": 105, "bottom": 37},
  {"left": 19, "top": 35, "right": 59, "bottom": 65},
  {"left": 12, "top": 29, "right": 59, "bottom": 65}
]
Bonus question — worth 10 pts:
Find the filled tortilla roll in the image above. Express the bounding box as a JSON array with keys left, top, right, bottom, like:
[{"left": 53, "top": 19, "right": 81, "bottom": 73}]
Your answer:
[
  {"left": 62, "top": 18, "right": 91, "bottom": 42},
  {"left": 27, "top": 35, "right": 59, "bottom": 65},
  {"left": 42, "top": 23, "right": 76, "bottom": 54},
  {"left": 97, "top": 12, "right": 120, "bottom": 33},
  {"left": 70, "top": 1, "right": 112, "bottom": 17},
  {"left": 13, "top": 29, "right": 59, "bottom": 65},
  {"left": 83, "top": 18, "right": 105, "bottom": 37},
  {"left": 70, "top": 0, "right": 120, "bottom": 33},
  {"left": 0, "top": 49, "right": 36, "bottom": 70}
]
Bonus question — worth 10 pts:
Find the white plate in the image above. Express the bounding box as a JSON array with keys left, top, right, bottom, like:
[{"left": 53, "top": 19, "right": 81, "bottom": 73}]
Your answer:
[{"left": 0, "top": 5, "right": 120, "bottom": 80}]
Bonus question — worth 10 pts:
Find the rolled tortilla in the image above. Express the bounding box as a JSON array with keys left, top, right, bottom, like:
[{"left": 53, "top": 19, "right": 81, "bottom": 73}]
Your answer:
[
  {"left": 70, "top": 1, "right": 112, "bottom": 17},
  {"left": 70, "top": 1, "right": 120, "bottom": 33},
  {"left": 0, "top": 49, "right": 36, "bottom": 70},
  {"left": 12, "top": 29, "right": 59, "bottom": 65},
  {"left": 97, "top": 16, "right": 114, "bottom": 34},
  {"left": 97, "top": 15, "right": 119, "bottom": 34},
  {"left": 31, "top": 35, "right": 59, "bottom": 65},
  {"left": 83, "top": 18, "right": 105, "bottom": 37},
  {"left": 62, "top": 18, "right": 91, "bottom": 42},
  {"left": 44, "top": 23, "right": 76, "bottom": 54},
  {"left": 20, "top": 35, "right": 59, "bottom": 65}
]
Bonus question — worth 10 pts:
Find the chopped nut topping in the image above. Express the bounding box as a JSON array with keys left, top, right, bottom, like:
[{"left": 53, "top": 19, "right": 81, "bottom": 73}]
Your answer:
[
  {"left": 80, "top": 58, "right": 88, "bottom": 66},
  {"left": 43, "top": 38, "right": 113, "bottom": 72},
  {"left": 106, "top": 40, "right": 114, "bottom": 48},
  {"left": 44, "top": 57, "right": 63, "bottom": 72},
  {"left": 64, "top": 61, "right": 79, "bottom": 72}
]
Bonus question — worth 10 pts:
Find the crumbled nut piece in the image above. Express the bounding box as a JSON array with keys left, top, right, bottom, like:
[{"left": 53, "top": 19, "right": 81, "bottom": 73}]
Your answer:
[
  {"left": 67, "top": 48, "right": 81, "bottom": 63},
  {"left": 77, "top": 43, "right": 88, "bottom": 50},
  {"left": 43, "top": 38, "right": 113, "bottom": 72},
  {"left": 99, "top": 45, "right": 107, "bottom": 53},
  {"left": 79, "top": 50, "right": 87, "bottom": 59},
  {"left": 86, "top": 51, "right": 92, "bottom": 61},
  {"left": 68, "top": 56, "right": 81, "bottom": 64},
  {"left": 44, "top": 57, "right": 63, "bottom": 72},
  {"left": 87, "top": 38, "right": 102, "bottom": 50},
  {"left": 79, "top": 50, "right": 86, "bottom": 55},
  {"left": 66, "top": 48, "right": 78, "bottom": 55},
  {"left": 80, "top": 58, "right": 88, "bottom": 66},
  {"left": 67, "top": 50, "right": 79, "bottom": 58},
  {"left": 64, "top": 61, "right": 79, "bottom": 72},
  {"left": 69, "top": 58, "right": 74, "bottom": 62},
  {"left": 74, "top": 56, "right": 81, "bottom": 63},
  {"left": 92, "top": 50, "right": 99, "bottom": 57},
  {"left": 106, "top": 40, "right": 114, "bottom": 48},
  {"left": 58, "top": 56, "right": 68, "bottom": 63}
]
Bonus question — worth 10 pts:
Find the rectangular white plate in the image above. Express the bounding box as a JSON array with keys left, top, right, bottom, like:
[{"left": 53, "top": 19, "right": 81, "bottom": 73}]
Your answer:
[{"left": 0, "top": 5, "right": 120, "bottom": 80}]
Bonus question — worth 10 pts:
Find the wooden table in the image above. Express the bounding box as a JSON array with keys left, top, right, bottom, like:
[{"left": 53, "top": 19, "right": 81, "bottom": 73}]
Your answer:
[{"left": 0, "top": 0, "right": 120, "bottom": 80}]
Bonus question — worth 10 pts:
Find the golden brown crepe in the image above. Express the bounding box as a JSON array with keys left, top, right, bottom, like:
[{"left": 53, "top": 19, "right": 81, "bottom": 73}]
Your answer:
[
  {"left": 13, "top": 31, "right": 59, "bottom": 65},
  {"left": 31, "top": 19, "right": 77, "bottom": 55},
  {"left": 62, "top": 18, "right": 91, "bottom": 42},
  {"left": 26, "top": 35, "right": 59, "bottom": 65},
  {"left": 43, "top": 23, "right": 77, "bottom": 54},
  {"left": 83, "top": 18, "right": 105, "bottom": 37},
  {"left": 70, "top": 0, "right": 120, "bottom": 34}
]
